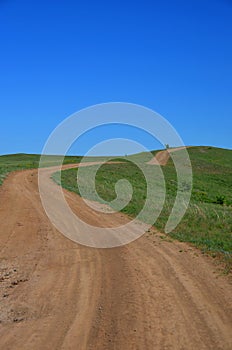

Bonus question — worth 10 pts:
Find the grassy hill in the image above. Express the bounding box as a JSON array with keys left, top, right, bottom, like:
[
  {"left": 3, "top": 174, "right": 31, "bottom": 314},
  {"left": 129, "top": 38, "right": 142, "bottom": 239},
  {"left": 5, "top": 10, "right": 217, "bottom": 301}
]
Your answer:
[
  {"left": 1, "top": 147, "right": 231, "bottom": 272},
  {"left": 54, "top": 146, "right": 232, "bottom": 272}
]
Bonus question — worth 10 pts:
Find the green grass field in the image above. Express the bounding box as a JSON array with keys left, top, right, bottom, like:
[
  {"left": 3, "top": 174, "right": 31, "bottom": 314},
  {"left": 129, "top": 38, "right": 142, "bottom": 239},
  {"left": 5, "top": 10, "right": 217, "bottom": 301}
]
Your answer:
[
  {"left": 54, "top": 146, "right": 232, "bottom": 272},
  {"left": 0, "top": 153, "right": 118, "bottom": 186},
  {"left": 1, "top": 148, "right": 231, "bottom": 272},
  {"left": 0, "top": 153, "right": 85, "bottom": 186}
]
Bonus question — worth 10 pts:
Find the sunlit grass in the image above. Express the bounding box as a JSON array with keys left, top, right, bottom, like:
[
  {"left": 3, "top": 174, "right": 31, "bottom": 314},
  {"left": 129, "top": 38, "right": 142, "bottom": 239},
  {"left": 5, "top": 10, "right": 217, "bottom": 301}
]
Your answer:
[{"left": 54, "top": 146, "right": 232, "bottom": 272}]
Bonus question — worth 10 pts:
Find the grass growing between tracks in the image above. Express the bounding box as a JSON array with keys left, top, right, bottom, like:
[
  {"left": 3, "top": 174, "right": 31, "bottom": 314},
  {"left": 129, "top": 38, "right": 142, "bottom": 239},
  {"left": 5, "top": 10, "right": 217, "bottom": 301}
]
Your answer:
[{"left": 54, "top": 146, "right": 232, "bottom": 272}]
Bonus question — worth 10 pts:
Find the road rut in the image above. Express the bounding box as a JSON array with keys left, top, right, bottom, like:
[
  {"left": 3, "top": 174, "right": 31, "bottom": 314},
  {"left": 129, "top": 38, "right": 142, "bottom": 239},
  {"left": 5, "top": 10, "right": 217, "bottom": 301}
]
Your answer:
[{"left": 0, "top": 166, "right": 231, "bottom": 349}]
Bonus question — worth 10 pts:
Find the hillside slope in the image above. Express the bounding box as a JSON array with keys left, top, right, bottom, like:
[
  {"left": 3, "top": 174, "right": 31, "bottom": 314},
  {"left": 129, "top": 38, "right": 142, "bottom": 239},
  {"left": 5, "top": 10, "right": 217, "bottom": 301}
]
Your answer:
[{"left": 57, "top": 146, "right": 232, "bottom": 268}]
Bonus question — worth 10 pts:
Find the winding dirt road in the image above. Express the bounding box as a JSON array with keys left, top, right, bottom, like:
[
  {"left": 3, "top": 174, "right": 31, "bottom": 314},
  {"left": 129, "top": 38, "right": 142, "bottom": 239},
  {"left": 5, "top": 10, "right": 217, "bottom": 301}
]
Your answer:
[
  {"left": 0, "top": 162, "right": 232, "bottom": 349},
  {"left": 147, "top": 147, "right": 189, "bottom": 165}
]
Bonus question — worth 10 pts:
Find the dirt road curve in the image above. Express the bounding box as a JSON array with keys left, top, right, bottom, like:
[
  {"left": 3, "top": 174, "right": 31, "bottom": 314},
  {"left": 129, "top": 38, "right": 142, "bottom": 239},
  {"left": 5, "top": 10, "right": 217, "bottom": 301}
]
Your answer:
[
  {"left": 0, "top": 165, "right": 232, "bottom": 350},
  {"left": 147, "top": 147, "right": 188, "bottom": 165}
]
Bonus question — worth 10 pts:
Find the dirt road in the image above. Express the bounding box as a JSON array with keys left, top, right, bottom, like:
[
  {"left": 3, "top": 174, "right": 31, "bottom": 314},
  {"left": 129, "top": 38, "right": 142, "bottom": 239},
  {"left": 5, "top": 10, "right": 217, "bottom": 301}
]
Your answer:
[
  {"left": 0, "top": 165, "right": 232, "bottom": 349},
  {"left": 147, "top": 147, "right": 189, "bottom": 165}
]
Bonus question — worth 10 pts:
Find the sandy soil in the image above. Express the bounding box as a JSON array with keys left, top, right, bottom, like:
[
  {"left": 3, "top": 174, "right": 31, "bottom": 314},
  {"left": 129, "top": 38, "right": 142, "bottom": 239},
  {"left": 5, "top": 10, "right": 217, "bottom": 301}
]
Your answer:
[{"left": 0, "top": 164, "right": 231, "bottom": 350}]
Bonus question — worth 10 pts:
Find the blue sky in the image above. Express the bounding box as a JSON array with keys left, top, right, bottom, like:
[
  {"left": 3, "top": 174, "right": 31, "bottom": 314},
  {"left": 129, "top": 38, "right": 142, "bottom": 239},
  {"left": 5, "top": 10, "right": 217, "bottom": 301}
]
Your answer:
[{"left": 0, "top": 0, "right": 231, "bottom": 155}]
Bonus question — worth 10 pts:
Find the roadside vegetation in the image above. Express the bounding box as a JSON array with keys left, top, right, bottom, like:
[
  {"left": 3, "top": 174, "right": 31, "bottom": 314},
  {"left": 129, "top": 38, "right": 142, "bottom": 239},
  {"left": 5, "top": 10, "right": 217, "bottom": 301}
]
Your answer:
[
  {"left": 0, "top": 153, "right": 83, "bottom": 186},
  {"left": 0, "top": 153, "right": 124, "bottom": 186},
  {"left": 54, "top": 146, "right": 232, "bottom": 272}
]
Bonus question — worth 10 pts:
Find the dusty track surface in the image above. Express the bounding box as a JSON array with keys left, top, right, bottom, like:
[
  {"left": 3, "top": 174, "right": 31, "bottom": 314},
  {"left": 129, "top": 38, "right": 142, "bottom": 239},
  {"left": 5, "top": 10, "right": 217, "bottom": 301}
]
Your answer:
[
  {"left": 0, "top": 165, "right": 232, "bottom": 349},
  {"left": 147, "top": 147, "right": 188, "bottom": 165}
]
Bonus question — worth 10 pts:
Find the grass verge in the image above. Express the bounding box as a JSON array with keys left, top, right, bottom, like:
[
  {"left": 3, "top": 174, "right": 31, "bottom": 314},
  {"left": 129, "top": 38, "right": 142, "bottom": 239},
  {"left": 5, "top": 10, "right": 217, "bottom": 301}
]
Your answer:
[
  {"left": 53, "top": 146, "right": 232, "bottom": 273},
  {"left": 0, "top": 153, "right": 85, "bottom": 186}
]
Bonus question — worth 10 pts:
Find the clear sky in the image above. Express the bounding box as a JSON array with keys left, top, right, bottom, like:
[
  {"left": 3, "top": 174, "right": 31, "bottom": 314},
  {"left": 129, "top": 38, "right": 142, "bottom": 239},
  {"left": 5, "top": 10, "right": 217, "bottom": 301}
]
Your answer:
[{"left": 0, "top": 0, "right": 231, "bottom": 155}]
